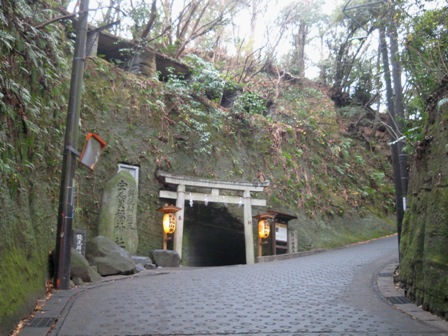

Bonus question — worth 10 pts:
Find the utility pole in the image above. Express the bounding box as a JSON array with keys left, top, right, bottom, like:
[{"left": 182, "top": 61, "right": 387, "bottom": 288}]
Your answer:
[
  {"left": 386, "top": 1, "right": 408, "bottom": 260},
  {"left": 54, "top": 0, "right": 90, "bottom": 290},
  {"left": 343, "top": 0, "right": 408, "bottom": 260},
  {"left": 379, "top": 24, "right": 403, "bottom": 244}
]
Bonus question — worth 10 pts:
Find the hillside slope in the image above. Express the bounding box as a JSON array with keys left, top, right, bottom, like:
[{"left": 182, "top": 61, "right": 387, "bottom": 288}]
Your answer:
[{"left": 75, "top": 57, "right": 396, "bottom": 254}]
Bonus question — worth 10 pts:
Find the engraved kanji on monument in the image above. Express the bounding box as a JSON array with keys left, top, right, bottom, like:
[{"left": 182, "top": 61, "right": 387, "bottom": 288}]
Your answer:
[{"left": 98, "top": 170, "right": 138, "bottom": 254}]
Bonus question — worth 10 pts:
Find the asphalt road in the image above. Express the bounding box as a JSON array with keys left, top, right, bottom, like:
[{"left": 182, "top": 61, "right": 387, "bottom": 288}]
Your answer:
[{"left": 23, "top": 236, "right": 448, "bottom": 335}]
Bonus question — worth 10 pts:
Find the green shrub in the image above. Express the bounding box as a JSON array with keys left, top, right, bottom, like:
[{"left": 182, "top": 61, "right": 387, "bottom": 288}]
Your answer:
[
  {"left": 184, "top": 54, "right": 226, "bottom": 101},
  {"left": 233, "top": 91, "right": 266, "bottom": 115}
]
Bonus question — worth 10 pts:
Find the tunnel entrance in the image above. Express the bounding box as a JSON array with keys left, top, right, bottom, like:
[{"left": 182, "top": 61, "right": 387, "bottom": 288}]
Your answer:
[
  {"left": 157, "top": 171, "right": 269, "bottom": 264},
  {"left": 182, "top": 204, "right": 245, "bottom": 266}
]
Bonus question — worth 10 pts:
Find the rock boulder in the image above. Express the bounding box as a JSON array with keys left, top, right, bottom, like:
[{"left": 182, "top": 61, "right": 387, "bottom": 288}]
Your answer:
[
  {"left": 86, "top": 236, "right": 136, "bottom": 276},
  {"left": 151, "top": 249, "right": 181, "bottom": 267},
  {"left": 71, "top": 248, "right": 102, "bottom": 283},
  {"left": 132, "top": 255, "right": 156, "bottom": 269}
]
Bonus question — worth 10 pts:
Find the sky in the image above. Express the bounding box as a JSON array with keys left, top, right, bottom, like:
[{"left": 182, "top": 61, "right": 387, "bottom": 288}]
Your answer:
[
  {"left": 69, "top": 0, "right": 342, "bottom": 78},
  {"left": 68, "top": 0, "right": 446, "bottom": 79}
]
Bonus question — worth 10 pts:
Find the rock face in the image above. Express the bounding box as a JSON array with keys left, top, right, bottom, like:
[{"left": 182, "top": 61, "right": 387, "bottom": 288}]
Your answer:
[
  {"left": 98, "top": 170, "right": 138, "bottom": 254},
  {"left": 71, "top": 248, "right": 102, "bottom": 283},
  {"left": 400, "top": 102, "right": 448, "bottom": 319},
  {"left": 86, "top": 236, "right": 136, "bottom": 276},
  {"left": 151, "top": 250, "right": 181, "bottom": 267}
]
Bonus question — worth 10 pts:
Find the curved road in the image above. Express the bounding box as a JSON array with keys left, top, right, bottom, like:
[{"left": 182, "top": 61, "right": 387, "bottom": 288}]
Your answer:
[{"left": 49, "top": 236, "right": 448, "bottom": 335}]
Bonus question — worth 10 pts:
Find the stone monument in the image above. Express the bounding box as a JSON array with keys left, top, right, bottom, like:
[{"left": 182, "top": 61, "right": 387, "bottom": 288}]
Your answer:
[
  {"left": 98, "top": 170, "right": 138, "bottom": 254},
  {"left": 288, "top": 230, "right": 298, "bottom": 253}
]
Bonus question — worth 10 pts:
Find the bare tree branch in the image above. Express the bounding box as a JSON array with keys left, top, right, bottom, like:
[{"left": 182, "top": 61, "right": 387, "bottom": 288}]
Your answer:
[
  {"left": 35, "top": 5, "right": 126, "bottom": 30},
  {"left": 140, "top": 0, "right": 158, "bottom": 40},
  {"left": 35, "top": 12, "right": 77, "bottom": 29}
]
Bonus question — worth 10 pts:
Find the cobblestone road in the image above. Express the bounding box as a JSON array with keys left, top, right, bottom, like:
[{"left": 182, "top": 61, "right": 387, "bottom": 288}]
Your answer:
[{"left": 48, "top": 236, "right": 448, "bottom": 335}]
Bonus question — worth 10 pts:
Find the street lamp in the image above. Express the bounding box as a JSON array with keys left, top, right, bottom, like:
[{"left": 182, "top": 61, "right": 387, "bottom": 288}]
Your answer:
[
  {"left": 54, "top": 0, "right": 89, "bottom": 290},
  {"left": 157, "top": 204, "right": 181, "bottom": 250},
  {"left": 79, "top": 133, "right": 107, "bottom": 170}
]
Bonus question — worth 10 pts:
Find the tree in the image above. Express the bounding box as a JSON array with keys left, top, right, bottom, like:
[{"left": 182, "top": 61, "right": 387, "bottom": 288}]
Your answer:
[
  {"left": 328, "top": 0, "right": 381, "bottom": 107},
  {"left": 381, "top": 1, "right": 424, "bottom": 256},
  {"left": 276, "top": 0, "right": 324, "bottom": 77},
  {"left": 402, "top": 5, "right": 448, "bottom": 113},
  {"left": 84, "top": 0, "right": 125, "bottom": 35},
  {"left": 315, "top": 14, "right": 332, "bottom": 83},
  {"left": 379, "top": 21, "right": 405, "bottom": 252},
  {"left": 318, "top": 0, "right": 412, "bottom": 253},
  {"left": 243, "top": 0, "right": 270, "bottom": 54},
  {"left": 125, "top": 0, "right": 244, "bottom": 58}
]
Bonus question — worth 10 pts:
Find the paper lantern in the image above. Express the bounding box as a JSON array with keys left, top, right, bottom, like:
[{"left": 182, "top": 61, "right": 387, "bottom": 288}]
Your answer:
[
  {"left": 79, "top": 133, "right": 106, "bottom": 170},
  {"left": 163, "top": 213, "right": 176, "bottom": 234},
  {"left": 157, "top": 204, "right": 181, "bottom": 236},
  {"left": 258, "top": 219, "right": 270, "bottom": 239}
]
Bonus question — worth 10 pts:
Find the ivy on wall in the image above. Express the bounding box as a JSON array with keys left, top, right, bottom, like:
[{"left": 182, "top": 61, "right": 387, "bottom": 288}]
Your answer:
[{"left": 0, "top": 0, "right": 71, "bottom": 194}]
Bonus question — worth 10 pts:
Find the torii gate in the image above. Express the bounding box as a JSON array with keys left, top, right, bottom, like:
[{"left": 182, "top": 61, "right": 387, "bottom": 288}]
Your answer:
[{"left": 157, "top": 171, "right": 269, "bottom": 264}]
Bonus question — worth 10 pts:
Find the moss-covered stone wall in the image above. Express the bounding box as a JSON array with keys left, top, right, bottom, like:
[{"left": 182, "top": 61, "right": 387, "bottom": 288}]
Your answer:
[
  {"left": 0, "top": 174, "right": 57, "bottom": 335},
  {"left": 0, "top": 2, "right": 71, "bottom": 333},
  {"left": 400, "top": 102, "right": 448, "bottom": 320}
]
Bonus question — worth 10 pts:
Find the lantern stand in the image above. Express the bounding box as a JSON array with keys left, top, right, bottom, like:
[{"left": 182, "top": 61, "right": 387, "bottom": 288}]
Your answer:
[
  {"left": 157, "top": 204, "right": 182, "bottom": 250},
  {"left": 253, "top": 212, "right": 275, "bottom": 257}
]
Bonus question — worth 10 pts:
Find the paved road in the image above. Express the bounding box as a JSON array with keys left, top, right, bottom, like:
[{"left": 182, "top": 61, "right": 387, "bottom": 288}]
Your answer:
[{"left": 26, "top": 236, "right": 448, "bottom": 335}]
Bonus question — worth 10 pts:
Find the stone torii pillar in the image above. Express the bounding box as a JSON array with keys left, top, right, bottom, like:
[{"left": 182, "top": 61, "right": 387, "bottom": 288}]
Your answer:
[
  {"left": 243, "top": 189, "right": 254, "bottom": 264},
  {"left": 174, "top": 184, "right": 185, "bottom": 258}
]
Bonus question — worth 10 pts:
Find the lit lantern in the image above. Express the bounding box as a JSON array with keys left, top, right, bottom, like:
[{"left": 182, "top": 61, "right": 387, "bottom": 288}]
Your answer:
[
  {"left": 254, "top": 212, "right": 275, "bottom": 239},
  {"left": 258, "top": 219, "right": 270, "bottom": 239},
  {"left": 253, "top": 212, "right": 275, "bottom": 257},
  {"left": 157, "top": 204, "right": 182, "bottom": 250},
  {"left": 163, "top": 213, "right": 176, "bottom": 234}
]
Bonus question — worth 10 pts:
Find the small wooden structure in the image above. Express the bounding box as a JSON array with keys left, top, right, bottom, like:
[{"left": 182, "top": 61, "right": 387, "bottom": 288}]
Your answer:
[
  {"left": 91, "top": 30, "right": 190, "bottom": 79},
  {"left": 267, "top": 210, "right": 297, "bottom": 255},
  {"left": 65, "top": 7, "right": 190, "bottom": 79}
]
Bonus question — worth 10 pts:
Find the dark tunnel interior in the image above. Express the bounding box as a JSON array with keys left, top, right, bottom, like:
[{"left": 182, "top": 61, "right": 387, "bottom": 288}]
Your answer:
[{"left": 181, "top": 204, "right": 246, "bottom": 267}]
